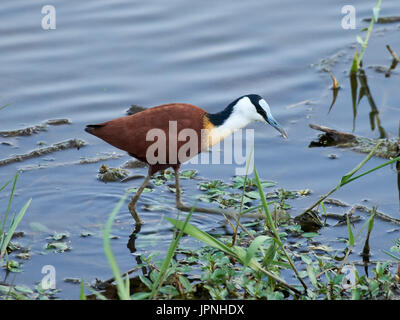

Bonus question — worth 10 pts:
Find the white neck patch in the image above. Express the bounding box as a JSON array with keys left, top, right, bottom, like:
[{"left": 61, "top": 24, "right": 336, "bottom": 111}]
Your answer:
[
  {"left": 206, "top": 97, "right": 260, "bottom": 147},
  {"left": 259, "top": 98, "right": 273, "bottom": 119}
]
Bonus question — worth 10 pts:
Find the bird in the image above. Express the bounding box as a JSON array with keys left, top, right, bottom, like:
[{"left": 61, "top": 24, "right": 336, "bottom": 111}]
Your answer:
[{"left": 85, "top": 94, "right": 287, "bottom": 224}]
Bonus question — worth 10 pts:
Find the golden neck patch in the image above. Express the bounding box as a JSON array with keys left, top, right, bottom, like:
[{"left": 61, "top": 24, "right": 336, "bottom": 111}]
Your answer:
[{"left": 202, "top": 114, "right": 234, "bottom": 149}]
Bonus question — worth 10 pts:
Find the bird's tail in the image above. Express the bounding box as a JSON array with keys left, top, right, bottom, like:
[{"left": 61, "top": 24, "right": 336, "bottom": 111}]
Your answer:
[{"left": 85, "top": 124, "right": 104, "bottom": 135}]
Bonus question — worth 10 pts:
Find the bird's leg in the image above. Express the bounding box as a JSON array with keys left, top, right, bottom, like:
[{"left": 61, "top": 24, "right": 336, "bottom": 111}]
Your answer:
[
  {"left": 174, "top": 167, "right": 187, "bottom": 210},
  {"left": 174, "top": 167, "right": 223, "bottom": 213},
  {"left": 128, "top": 171, "right": 151, "bottom": 225}
]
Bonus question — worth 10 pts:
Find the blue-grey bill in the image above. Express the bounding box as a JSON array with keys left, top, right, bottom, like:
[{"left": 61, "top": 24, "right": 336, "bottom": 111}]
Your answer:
[
  {"left": 279, "top": 127, "right": 288, "bottom": 139},
  {"left": 271, "top": 122, "right": 288, "bottom": 139}
]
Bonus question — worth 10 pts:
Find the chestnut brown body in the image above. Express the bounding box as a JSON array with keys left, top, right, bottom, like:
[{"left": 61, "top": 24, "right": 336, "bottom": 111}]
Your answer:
[{"left": 85, "top": 103, "right": 209, "bottom": 174}]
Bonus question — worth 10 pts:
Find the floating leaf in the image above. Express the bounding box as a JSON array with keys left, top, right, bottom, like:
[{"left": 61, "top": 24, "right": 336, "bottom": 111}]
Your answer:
[
  {"left": 15, "top": 285, "right": 33, "bottom": 295},
  {"left": 46, "top": 242, "right": 71, "bottom": 253},
  {"left": 180, "top": 170, "right": 197, "bottom": 179},
  {"left": 243, "top": 236, "right": 269, "bottom": 269},
  {"left": 306, "top": 265, "right": 318, "bottom": 288},
  {"left": 178, "top": 275, "right": 193, "bottom": 292},
  {"left": 50, "top": 232, "right": 69, "bottom": 241},
  {"left": 302, "top": 232, "right": 319, "bottom": 238},
  {"left": 5, "top": 260, "right": 22, "bottom": 272},
  {"left": 131, "top": 292, "right": 151, "bottom": 300}
]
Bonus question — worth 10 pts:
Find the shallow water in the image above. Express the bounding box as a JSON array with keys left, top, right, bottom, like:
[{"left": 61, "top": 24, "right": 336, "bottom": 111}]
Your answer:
[{"left": 1, "top": 0, "right": 400, "bottom": 298}]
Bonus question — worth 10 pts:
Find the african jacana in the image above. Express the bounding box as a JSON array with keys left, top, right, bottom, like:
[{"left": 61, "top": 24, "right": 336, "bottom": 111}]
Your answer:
[{"left": 85, "top": 94, "right": 287, "bottom": 224}]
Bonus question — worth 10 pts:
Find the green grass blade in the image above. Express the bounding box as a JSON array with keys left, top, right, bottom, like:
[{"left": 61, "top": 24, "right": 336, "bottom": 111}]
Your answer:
[
  {"left": 150, "top": 205, "right": 195, "bottom": 299},
  {"left": 240, "top": 202, "right": 275, "bottom": 216},
  {"left": 356, "top": 0, "right": 382, "bottom": 68},
  {"left": 103, "top": 193, "right": 130, "bottom": 300},
  {"left": 0, "top": 177, "right": 12, "bottom": 193},
  {"left": 0, "top": 177, "right": 13, "bottom": 245},
  {"left": 86, "top": 287, "right": 108, "bottom": 300},
  {"left": 338, "top": 142, "right": 382, "bottom": 187},
  {"left": 0, "top": 198, "right": 31, "bottom": 258},
  {"left": 80, "top": 280, "right": 87, "bottom": 300},
  {"left": 166, "top": 216, "right": 237, "bottom": 257},
  {"left": 166, "top": 216, "right": 263, "bottom": 269},
  {"left": 0, "top": 103, "right": 11, "bottom": 111},
  {"left": 354, "top": 211, "right": 375, "bottom": 241},
  {"left": 344, "top": 155, "right": 400, "bottom": 186},
  {"left": 306, "top": 264, "right": 318, "bottom": 289},
  {"left": 382, "top": 250, "right": 400, "bottom": 261},
  {"left": 350, "top": 50, "right": 359, "bottom": 73},
  {"left": 0, "top": 174, "right": 18, "bottom": 238},
  {"left": 125, "top": 274, "right": 130, "bottom": 297},
  {"left": 232, "top": 146, "right": 254, "bottom": 245},
  {"left": 367, "top": 210, "right": 375, "bottom": 233},
  {"left": 167, "top": 217, "right": 300, "bottom": 294},
  {"left": 238, "top": 146, "right": 254, "bottom": 216},
  {"left": 254, "top": 166, "right": 308, "bottom": 291},
  {"left": 346, "top": 215, "right": 355, "bottom": 247},
  {"left": 254, "top": 167, "right": 275, "bottom": 229}
]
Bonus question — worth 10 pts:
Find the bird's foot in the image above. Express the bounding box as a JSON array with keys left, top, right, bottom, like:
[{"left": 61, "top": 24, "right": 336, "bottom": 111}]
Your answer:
[
  {"left": 128, "top": 201, "right": 144, "bottom": 225},
  {"left": 176, "top": 201, "right": 238, "bottom": 218},
  {"left": 176, "top": 201, "right": 192, "bottom": 212}
]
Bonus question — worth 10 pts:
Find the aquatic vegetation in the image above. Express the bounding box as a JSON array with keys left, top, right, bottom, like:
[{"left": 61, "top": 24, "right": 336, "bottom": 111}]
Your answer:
[
  {"left": 383, "top": 239, "right": 400, "bottom": 262},
  {"left": 84, "top": 137, "right": 400, "bottom": 300},
  {"left": 126, "top": 104, "right": 146, "bottom": 115},
  {"left": 315, "top": 50, "right": 347, "bottom": 73},
  {"left": 0, "top": 283, "right": 60, "bottom": 300},
  {"left": 197, "top": 174, "right": 278, "bottom": 211},
  {"left": 367, "top": 45, "right": 400, "bottom": 78},
  {"left": 0, "top": 174, "right": 33, "bottom": 299},
  {"left": 97, "top": 164, "right": 129, "bottom": 182},
  {"left": 93, "top": 193, "right": 196, "bottom": 300},
  {"left": 90, "top": 173, "right": 400, "bottom": 300},
  {"left": 0, "top": 173, "right": 31, "bottom": 263},
  {"left": 301, "top": 141, "right": 400, "bottom": 218},
  {"left": 309, "top": 123, "right": 399, "bottom": 158},
  {"left": 85, "top": 139, "right": 400, "bottom": 300},
  {"left": 45, "top": 242, "right": 71, "bottom": 253},
  {"left": 351, "top": 0, "right": 382, "bottom": 73},
  {"left": 151, "top": 169, "right": 197, "bottom": 187}
]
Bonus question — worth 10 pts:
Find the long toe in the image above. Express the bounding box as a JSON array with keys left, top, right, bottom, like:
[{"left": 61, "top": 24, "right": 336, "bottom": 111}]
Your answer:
[
  {"left": 175, "top": 202, "right": 236, "bottom": 219},
  {"left": 176, "top": 201, "right": 191, "bottom": 211}
]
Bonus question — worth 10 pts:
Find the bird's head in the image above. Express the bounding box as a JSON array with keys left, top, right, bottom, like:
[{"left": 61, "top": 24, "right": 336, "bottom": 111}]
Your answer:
[{"left": 232, "top": 94, "right": 288, "bottom": 139}]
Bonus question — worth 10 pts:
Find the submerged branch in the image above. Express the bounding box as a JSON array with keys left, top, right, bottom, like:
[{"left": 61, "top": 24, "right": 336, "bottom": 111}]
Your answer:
[
  {"left": 354, "top": 204, "right": 400, "bottom": 225},
  {"left": 363, "top": 16, "right": 400, "bottom": 24},
  {"left": 309, "top": 123, "right": 399, "bottom": 159},
  {"left": 0, "top": 119, "right": 71, "bottom": 137},
  {"left": 386, "top": 45, "right": 400, "bottom": 62},
  {"left": 18, "top": 153, "right": 126, "bottom": 172},
  {"left": 176, "top": 203, "right": 266, "bottom": 221},
  {"left": 0, "top": 139, "right": 86, "bottom": 167}
]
